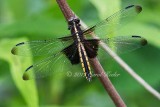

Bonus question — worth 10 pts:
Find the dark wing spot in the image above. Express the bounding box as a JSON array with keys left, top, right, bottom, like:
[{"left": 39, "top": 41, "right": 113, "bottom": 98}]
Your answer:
[
  {"left": 141, "top": 39, "right": 147, "bottom": 46},
  {"left": 11, "top": 42, "right": 25, "bottom": 55},
  {"left": 23, "top": 65, "right": 33, "bottom": 80},
  {"left": 125, "top": 5, "right": 134, "bottom": 9},
  {"left": 11, "top": 47, "right": 17, "bottom": 55},
  {"left": 16, "top": 42, "right": 24, "bottom": 46},
  {"left": 25, "top": 65, "right": 33, "bottom": 71},
  {"left": 132, "top": 35, "right": 147, "bottom": 46},
  {"left": 125, "top": 5, "right": 142, "bottom": 13},
  {"left": 23, "top": 72, "right": 30, "bottom": 80},
  {"left": 132, "top": 35, "right": 141, "bottom": 38},
  {"left": 135, "top": 5, "right": 142, "bottom": 13}
]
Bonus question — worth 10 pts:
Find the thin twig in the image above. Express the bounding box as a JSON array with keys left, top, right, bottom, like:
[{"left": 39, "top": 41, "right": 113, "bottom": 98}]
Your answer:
[
  {"left": 56, "top": 0, "right": 127, "bottom": 106},
  {"left": 80, "top": 14, "right": 160, "bottom": 100},
  {"left": 56, "top": 0, "right": 74, "bottom": 21},
  {"left": 90, "top": 58, "right": 126, "bottom": 107},
  {"left": 100, "top": 42, "right": 160, "bottom": 100}
]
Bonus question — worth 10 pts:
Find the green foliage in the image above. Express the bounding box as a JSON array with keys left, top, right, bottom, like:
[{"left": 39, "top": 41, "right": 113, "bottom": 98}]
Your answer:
[
  {"left": 0, "top": 38, "right": 38, "bottom": 107},
  {"left": 89, "top": 0, "right": 121, "bottom": 19},
  {"left": 0, "top": 0, "right": 160, "bottom": 107}
]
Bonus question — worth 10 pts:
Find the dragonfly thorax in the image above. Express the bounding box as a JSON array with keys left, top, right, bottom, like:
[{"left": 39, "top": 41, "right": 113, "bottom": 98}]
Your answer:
[{"left": 68, "top": 18, "right": 84, "bottom": 43}]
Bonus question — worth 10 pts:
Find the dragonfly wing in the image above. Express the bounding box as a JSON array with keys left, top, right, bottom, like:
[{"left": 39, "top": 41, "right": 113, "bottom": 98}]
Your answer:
[
  {"left": 11, "top": 36, "right": 73, "bottom": 56},
  {"left": 21, "top": 38, "right": 81, "bottom": 80},
  {"left": 22, "top": 52, "right": 69, "bottom": 80},
  {"left": 100, "top": 35, "right": 147, "bottom": 54},
  {"left": 83, "top": 5, "right": 142, "bottom": 38}
]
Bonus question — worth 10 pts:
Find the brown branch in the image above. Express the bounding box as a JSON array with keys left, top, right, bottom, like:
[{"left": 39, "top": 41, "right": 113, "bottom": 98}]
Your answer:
[
  {"left": 56, "top": 0, "right": 126, "bottom": 107},
  {"left": 56, "top": 0, "right": 74, "bottom": 21},
  {"left": 90, "top": 58, "right": 126, "bottom": 107}
]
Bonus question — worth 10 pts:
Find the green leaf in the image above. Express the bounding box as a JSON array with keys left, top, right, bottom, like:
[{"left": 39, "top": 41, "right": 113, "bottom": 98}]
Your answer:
[
  {"left": 0, "top": 18, "right": 68, "bottom": 38},
  {"left": 0, "top": 38, "right": 38, "bottom": 107},
  {"left": 7, "top": 0, "right": 28, "bottom": 20}
]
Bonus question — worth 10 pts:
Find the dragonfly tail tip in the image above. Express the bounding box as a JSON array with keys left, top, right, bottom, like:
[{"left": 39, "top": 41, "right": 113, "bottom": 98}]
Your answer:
[{"left": 87, "top": 77, "right": 92, "bottom": 82}]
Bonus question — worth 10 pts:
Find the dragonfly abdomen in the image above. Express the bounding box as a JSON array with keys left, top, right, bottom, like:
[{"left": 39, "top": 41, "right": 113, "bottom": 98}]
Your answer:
[{"left": 78, "top": 43, "right": 92, "bottom": 81}]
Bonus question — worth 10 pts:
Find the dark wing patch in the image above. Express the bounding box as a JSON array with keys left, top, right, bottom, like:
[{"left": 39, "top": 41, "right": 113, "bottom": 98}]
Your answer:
[
  {"left": 84, "top": 39, "right": 100, "bottom": 58},
  {"left": 62, "top": 43, "right": 80, "bottom": 64}
]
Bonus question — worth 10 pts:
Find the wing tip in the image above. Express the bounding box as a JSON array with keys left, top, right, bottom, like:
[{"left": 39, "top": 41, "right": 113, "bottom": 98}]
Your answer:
[
  {"left": 11, "top": 42, "right": 25, "bottom": 55},
  {"left": 22, "top": 72, "right": 30, "bottom": 80},
  {"left": 141, "top": 38, "right": 147, "bottom": 46},
  {"left": 132, "top": 35, "right": 147, "bottom": 46},
  {"left": 11, "top": 47, "right": 17, "bottom": 55},
  {"left": 135, "top": 5, "right": 142, "bottom": 13},
  {"left": 132, "top": 35, "right": 141, "bottom": 38},
  {"left": 125, "top": 5, "right": 142, "bottom": 13},
  {"left": 16, "top": 42, "right": 25, "bottom": 46},
  {"left": 23, "top": 65, "right": 34, "bottom": 80}
]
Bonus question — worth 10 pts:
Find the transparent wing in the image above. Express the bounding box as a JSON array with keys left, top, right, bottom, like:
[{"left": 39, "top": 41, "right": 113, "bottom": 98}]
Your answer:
[
  {"left": 83, "top": 5, "right": 142, "bottom": 38},
  {"left": 100, "top": 35, "right": 147, "bottom": 54},
  {"left": 22, "top": 43, "right": 81, "bottom": 80},
  {"left": 11, "top": 36, "right": 73, "bottom": 56},
  {"left": 22, "top": 52, "right": 67, "bottom": 80}
]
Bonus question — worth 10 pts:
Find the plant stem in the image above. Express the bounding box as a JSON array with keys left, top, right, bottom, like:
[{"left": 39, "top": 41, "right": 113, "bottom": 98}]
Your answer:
[
  {"left": 100, "top": 42, "right": 160, "bottom": 100},
  {"left": 56, "top": 0, "right": 74, "bottom": 21},
  {"left": 90, "top": 58, "right": 126, "bottom": 107},
  {"left": 80, "top": 16, "right": 160, "bottom": 100},
  {"left": 56, "top": 0, "right": 127, "bottom": 106}
]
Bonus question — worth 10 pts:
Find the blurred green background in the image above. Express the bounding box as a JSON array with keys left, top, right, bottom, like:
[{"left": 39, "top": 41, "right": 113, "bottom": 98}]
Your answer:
[{"left": 0, "top": 0, "right": 160, "bottom": 107}]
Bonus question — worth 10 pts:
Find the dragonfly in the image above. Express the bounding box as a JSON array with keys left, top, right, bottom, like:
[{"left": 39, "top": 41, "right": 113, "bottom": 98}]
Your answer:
[{"left": 11, "top": 5, "right": 147, "bottom": 82}]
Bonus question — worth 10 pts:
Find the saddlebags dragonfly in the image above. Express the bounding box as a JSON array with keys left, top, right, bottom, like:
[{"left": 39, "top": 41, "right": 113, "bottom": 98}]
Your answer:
[{"left": 11, "top": 5, "right": 147, "bottom": 81}]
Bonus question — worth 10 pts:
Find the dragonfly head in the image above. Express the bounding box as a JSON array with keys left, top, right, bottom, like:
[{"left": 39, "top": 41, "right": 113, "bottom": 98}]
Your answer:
[{"left": 68, "top": 18, "right": 81, "bottom": 30}]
